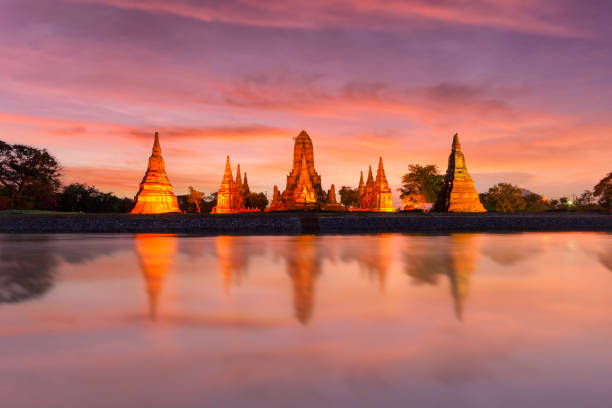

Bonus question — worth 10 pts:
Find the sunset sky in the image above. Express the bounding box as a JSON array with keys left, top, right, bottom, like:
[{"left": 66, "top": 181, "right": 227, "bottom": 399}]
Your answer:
[{"left": 2, "top": 0, "right": 611, "bottom": 202}]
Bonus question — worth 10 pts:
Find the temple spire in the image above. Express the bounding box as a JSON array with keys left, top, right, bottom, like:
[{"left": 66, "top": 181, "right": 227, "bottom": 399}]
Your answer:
[
  {"left": 242, "top": 172, "right": 250, "bottom": 197},
  {"left": 213, "top": 156, "right": 249, "bottom": 213},
  {"left": 433, "top": 133, "right": 486, "bottom": 212},
  {"left": 452, "top": 133, "right": 461, "bottom": 150},
  {"left": 366, "top": 165, "right": 374, "bottom": 186},
  {"left": 223, "top": 156, "right": 234, "bottom": 184},
  {"left": 152, "top": 131, "right": 161, "bottom": 156},
  {"left": 131, "top": 132, "right": 180, "bottom": 214},
  {"left": 235, "top": 164, "right": 242, "bottom": 188},
  {"left": 358, "top": 171, "right": 364, "bottom": 188}
]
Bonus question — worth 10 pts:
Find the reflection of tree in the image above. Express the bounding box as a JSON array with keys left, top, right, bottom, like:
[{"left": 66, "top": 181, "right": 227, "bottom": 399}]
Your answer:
[
  {"left": 481, "top": 238, "right": 542, "bottom": 266},
  {"left": 53, "top": 237, "right": 125, "bottom": 265},
  {"left": 340, "top": 235, "right": 392, "bottom": 293},
  {"left": 0, "top": 236, "right": 57, "bottom": 303},
  {"left": 404, "top": 235, "right": 481, "bottom": 320},
  {"left": 599, "top": 249, "right": 612, "bottom": 272},
  {"left": 135, "top": 234, "right": 177, "bottom": 320}
]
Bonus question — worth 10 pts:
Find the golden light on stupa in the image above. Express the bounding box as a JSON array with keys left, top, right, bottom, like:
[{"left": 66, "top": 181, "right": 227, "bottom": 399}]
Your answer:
[
  {"left": 268, "top": 130, "right": 345, "bottom": 211},
  {"left": 131, "top": 132, "right": 181, "bottom": 214},
  {"left": 354, "top": 157, "right": 394, "bottom": 212},
  {"left": 135, "top": 233, "right": 177, "bottom": 320},
  {"left": 433, "top": 133, "right": 486, "bottom": 212}
]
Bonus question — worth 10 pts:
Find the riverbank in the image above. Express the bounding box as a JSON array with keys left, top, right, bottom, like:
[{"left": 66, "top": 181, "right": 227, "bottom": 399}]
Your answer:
[{"left": 1, "top": 212, "right": 610, "bottom": 234}]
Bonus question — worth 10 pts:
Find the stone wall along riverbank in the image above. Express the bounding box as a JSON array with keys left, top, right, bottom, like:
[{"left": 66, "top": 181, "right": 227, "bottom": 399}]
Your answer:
[{"left": 0, "top": 212, "right": 610, "bottom": 235}]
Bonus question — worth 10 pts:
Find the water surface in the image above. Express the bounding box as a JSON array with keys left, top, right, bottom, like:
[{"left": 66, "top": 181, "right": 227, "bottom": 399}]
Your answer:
[{"left": 1, "top": 233, "right": 611, "bottom": 407}]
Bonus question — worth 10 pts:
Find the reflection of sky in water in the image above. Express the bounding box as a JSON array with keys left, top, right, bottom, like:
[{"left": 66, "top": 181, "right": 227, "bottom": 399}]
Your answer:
[{"left": 0, "top": 233, "right": 611, "bottom": 408}]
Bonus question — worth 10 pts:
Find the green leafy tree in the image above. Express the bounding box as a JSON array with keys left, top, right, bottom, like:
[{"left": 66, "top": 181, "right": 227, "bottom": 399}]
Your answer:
[
  {"left": 594, "top": 172, "right": 612, "bottom": 210},
  {"left": 0, "top": 140, "right": 61, "bottom": 209},
  {"left": 399, "top": 164, "right": 443, "bottom": 205},
  {"left": 187, "top": 186, "right": 204, "bottom": 213},
  {"left": 338, "top": 186, "right": 360, "bottom": 209},
  {"left": 482, "top": 183, "right": 526, "bottom": 212},
  {"left": 245, "top": 192, "right": 268, "bottom": 211}
]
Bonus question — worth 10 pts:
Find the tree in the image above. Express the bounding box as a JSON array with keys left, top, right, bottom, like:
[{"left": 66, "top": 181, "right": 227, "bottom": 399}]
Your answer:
[
  {"left": 594, "top": 172, "right": 612, "bottom": 210},
  {"left": 200, "top": 192, "right": 218, "bottom": 213},
  {"left": 576, "top": 190, "right": 595, "bottom": 206},
  {"left": 338, "top": 186, "right": 360, "bottom": 209},
  {"left": 0, "top": 140, "right": 61, "bottom": 209},
  {"left": 399, "top": 164, "right": 443, "bottom": 206},
  {"left": 56, "top": 183, "right": 133, "bottom": 213},
  {"left": 482, "top": 183, "right": 526, "bottom": 212},
  {"left": 524, "top": 193, "right": 546, "bottom": 212},
  {"left": 245, "top": 192, "right": 268, "bottom": 211},
  {"left": 187, "top": 186, "right": 204, "bottom": 213}
]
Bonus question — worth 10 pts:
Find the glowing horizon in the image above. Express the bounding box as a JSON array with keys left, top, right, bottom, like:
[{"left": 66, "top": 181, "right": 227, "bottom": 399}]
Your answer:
[{"left": 2, "top": 0, "right": 611, "bottom": 203}]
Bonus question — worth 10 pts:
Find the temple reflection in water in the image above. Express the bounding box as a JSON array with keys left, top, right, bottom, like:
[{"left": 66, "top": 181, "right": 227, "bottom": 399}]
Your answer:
[
  {"left": 7, "top": 233, "right": 610, "bottom": 327},
  {"left": 131, "top": 234, "right": 481, "bottom": 324},
  {"left": 404, "top": 234, "right": 480, "bottom": 320},
  {"left": 135, "top": 234, "right": 177, "bottom": 320},
  {"left": 284, "top": 236, "right": 321, "bottom": 324}
]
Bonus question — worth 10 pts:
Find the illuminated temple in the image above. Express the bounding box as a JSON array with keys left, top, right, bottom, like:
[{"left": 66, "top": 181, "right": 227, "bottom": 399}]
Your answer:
[
  {"left": 212, "top": 157, "right": 257, "bottom": 214},
  {"left": 434, "top": 134, "right": 486, "bottom": 212},
  {"left": 268, "top": 130, "right": 343, "bottom": 211},
  {"left": 356, "top": 157, "right": 394, "bottom": 212},
  {"left": 131, "top": 132, "right": 180, "bottom": 214}
]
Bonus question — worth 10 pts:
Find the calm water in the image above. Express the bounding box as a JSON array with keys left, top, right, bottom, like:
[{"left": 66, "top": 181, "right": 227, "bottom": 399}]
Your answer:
[{"left": 1, "top": 232, "right": 611, "bottom": 408}]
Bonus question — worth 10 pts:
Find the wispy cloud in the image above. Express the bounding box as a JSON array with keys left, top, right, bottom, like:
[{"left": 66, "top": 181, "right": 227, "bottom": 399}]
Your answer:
[{"left": 69, "top": 0, "right": 591, "bottom": 38}]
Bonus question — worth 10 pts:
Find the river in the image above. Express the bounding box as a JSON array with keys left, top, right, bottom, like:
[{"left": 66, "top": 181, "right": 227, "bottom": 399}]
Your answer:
[{"left": 1, "top": 232, "right": 611, "bottom": 407}]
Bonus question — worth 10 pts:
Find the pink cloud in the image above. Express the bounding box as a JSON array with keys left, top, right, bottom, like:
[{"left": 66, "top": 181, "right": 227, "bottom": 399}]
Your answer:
[{"left": 69, "top": 0, "right": 590, "bottom": 38}]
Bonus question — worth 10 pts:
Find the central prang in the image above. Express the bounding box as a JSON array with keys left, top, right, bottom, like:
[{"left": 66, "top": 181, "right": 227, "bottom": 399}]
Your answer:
[{"left": 269, "top": 130, "right": 343, "bottom": 211}]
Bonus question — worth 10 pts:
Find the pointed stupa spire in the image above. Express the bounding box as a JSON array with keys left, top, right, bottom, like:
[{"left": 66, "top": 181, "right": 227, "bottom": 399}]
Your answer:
[
  {"left": 131, "top": 132, "right": 180, "bottom": 214},
  {"left": 372, "top": 157, "right": 393, "bottom": 211},
  {"left": 375, "top": 157, "right": 390, "bottom": 190},
  {"left": 241, "top": 172, "right": 250, "bottom": 196},
  {"left": 452, "top": 133, "right": 461, "bottom": 150},
  {"left": 235, "top": 164, "right": 242, "bottom": 188},
  {"left": 366, "top": 165, "right": 374, "bottom": 186},
  {"left": 223, "top": 156, "right": 234, "bottom": 184},
  {"left": 329, "top": 184, "right": 337, "bottom": 203},
  {"left": 358, "top": 171, "right": 364, "bottom": 188},
  {"left": 152, "top": 131, "right": 161, "bottom": 156},
  {"left": 270, "top": 184, "right": 282, "bottom": 207},
  {"left": 433, "top": 133, "right": 486, "bottom": 212},
  {"left": 212, "top": 156, "right": 245, "bottom": 213}
]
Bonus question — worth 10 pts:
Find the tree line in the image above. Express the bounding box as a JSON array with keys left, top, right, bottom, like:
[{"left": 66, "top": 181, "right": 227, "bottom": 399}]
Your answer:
[{"left": 1, "top": 139, "right": 610, "bottom": 213}]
